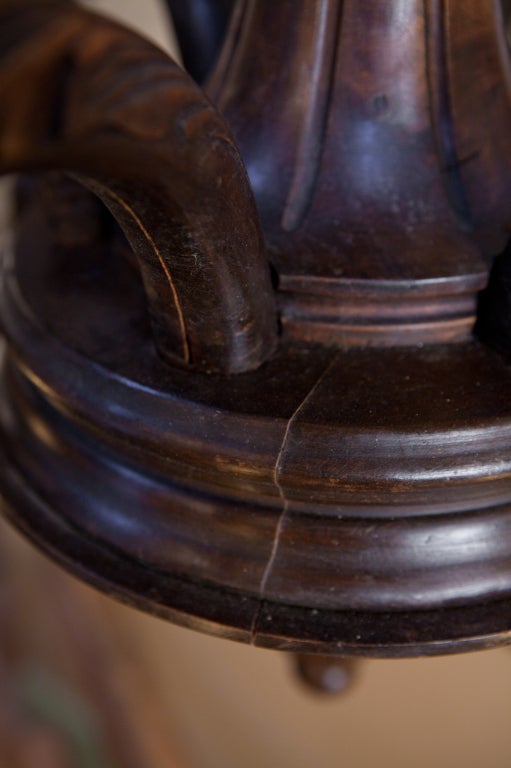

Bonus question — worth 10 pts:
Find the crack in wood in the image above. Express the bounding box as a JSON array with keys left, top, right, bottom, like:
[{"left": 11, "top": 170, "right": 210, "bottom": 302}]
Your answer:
[{"left": 250, "top": 353, "right": 339, "bottom": 643}]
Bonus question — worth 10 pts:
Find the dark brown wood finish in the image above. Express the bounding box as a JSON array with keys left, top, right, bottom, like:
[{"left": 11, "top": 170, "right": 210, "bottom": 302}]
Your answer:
[
  {"left": 0, "top": 1, "right": 276, "bottom": 373},
  {"left": 208, "top": 0, "right": 506, "bottom": 346},
  {"left": 1, "top": 0, "right": 511, "bottom": 658}
]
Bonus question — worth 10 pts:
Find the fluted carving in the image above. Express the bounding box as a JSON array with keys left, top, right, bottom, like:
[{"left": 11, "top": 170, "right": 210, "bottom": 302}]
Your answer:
[{"left": 209, "top": 0, "right": 511, "bottom": 347}]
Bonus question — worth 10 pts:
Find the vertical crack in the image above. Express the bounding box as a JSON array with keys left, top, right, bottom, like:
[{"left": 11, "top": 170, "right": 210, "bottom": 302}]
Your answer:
[{"left": 250, "top": 354, "right": 339, "bottom": 643}]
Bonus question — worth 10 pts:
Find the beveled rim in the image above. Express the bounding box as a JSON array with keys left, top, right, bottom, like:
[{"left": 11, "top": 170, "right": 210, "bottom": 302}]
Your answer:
[
  {"left": 1, "top": 445, "right": 511, "bottom": 658},
  {"left": 4, "top": 260, "right": 511, "bottom": 517},
  {"left": 3, "top": 223, "right": 511, "bottom": 648}
]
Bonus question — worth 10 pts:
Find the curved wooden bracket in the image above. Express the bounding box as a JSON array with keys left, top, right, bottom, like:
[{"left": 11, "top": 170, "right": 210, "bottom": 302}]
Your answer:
[{"left": 0, "top": 1, "right": 277, "bottom": 373}]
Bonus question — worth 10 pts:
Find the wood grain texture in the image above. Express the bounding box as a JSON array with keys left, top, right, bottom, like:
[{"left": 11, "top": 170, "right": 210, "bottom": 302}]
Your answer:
[{"left": 0, "top": 0, "right": 276, "bottom": 373}]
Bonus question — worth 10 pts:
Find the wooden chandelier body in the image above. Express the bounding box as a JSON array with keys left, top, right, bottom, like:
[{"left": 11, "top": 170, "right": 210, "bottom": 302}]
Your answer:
[{"left": 1, "top": 0, "right": 511, "bottom": 656}]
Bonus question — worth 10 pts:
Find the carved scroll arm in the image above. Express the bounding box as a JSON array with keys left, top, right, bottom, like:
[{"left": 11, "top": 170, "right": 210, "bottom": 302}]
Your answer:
[{"left": 0, "top": 1, "right": 277, "bottom": 373}]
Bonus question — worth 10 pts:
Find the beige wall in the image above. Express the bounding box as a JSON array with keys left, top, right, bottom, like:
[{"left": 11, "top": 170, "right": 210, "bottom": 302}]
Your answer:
[
  {"left": 110, "top": 604, "right": 511, "bottom": 768},
  {"left": 80, "top": 0, "right": 177, "bottom": 55}
]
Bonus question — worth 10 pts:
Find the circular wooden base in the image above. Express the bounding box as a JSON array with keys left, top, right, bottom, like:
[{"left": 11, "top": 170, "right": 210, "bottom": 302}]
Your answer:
[{"left": 2, "top": 221, "right": 511, "bottom": 656}]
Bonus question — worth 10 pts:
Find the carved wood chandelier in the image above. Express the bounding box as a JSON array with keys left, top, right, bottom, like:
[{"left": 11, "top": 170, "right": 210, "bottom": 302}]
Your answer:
[{"left": 1, "top": 0, "right": 511, "bottom": 658}]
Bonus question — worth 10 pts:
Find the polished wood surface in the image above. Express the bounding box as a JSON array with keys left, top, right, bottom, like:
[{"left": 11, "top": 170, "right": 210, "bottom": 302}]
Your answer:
[
  {"left": 1, "top": 0, "right": 511, "bottom": 657},
  {"left": 209, "top": 0, "right": 501, "bottom": 346},
  {"left": 0, "top": 1, "right": 276, "bottom": 373}
]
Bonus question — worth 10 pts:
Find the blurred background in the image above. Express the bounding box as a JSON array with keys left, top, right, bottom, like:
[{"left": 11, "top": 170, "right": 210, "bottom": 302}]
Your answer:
[{"left": 0, "top": 1, "right": 510, "bottom": 765}]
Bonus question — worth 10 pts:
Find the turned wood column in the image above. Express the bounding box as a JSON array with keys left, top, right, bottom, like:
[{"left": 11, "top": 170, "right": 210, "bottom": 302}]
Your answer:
[{"left": 209, "top": 0, "right": 511, "bottom": 347}]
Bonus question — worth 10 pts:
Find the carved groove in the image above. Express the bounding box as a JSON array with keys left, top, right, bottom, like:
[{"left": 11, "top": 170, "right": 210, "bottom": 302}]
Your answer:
[
  {"left": 425, "top": 0, "right": 473, "bottom": 229},
  {"left": 281, "top": 0, "right": 343, "bottom": 231}
]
